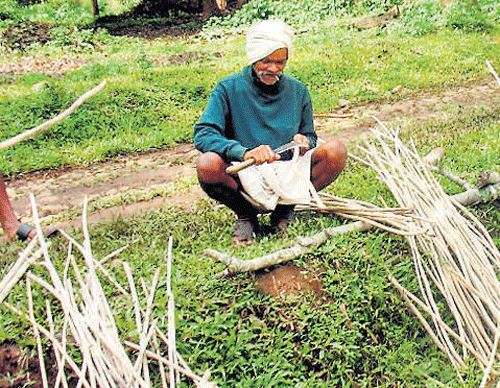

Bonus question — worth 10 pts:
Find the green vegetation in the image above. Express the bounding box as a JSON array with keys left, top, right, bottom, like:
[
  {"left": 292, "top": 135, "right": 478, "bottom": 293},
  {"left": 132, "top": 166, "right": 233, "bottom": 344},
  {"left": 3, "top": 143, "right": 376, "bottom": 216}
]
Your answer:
[
  {"left": 0, "top": 0, "right": 499, "bottom": 174},
  {"left": 0, "top": 0, "right": 499, "bottom": 386}
]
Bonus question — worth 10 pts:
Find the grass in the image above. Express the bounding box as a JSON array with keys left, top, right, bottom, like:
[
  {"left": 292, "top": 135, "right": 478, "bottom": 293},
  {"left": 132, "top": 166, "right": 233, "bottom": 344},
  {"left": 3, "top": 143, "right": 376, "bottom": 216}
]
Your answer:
[
  {"left": 0, "top": 104, "right": 498, "bottom": 386},
  {"left": 0, "top": 0, "right": 500, "bottom": 386},
  {"left": 0, "top": 22, "right": 499, "bottom": 174}
]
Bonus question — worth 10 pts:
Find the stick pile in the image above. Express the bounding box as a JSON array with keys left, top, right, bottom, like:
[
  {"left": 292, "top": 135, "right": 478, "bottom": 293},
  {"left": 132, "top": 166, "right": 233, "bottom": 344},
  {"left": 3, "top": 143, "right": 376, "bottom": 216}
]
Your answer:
[
  {"left": 354, "top": 123, "right": 500, "bottom": 384},
  {"left": 0, "top": 196, "right": 218, "bottom": 388},
  {"left": 296, "top": 192, "right": 428, "bottom": 236}
]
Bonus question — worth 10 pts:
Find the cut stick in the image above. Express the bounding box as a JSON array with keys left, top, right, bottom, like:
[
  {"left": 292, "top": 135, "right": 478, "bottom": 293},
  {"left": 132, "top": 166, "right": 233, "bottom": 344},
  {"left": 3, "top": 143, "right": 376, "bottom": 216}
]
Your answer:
[
  {"left": 0, "top": 81, "right": 107, "bottom": 151},
  {"left": 166, "top": 236, "right": 178, "bottom": 387},
  {"left": 27, "top": 276, "right": 49, "bottom": 388},
  {"left": 123, "top": 341, "right": 205, "bottom": 383},
  {"left": 0, "top": 239, "right": 47, "bottom": 303},
  {"left": 206, "top": 221, "right": 373, "bottom": 277},
  {"left": 3, "top": 301, "right": 92, "bottom": 388},
  {"left": 153, "top": 333, "right": 168, "bottom": 388},
  {"left": 360, "top": 122, "right": 500, "bottom": 376},
  {"left": 479, "top": 324, "right": 500, "bottom": 388},
  {"left": 486, "top": 60, "right": 500, "bottom": 87}
]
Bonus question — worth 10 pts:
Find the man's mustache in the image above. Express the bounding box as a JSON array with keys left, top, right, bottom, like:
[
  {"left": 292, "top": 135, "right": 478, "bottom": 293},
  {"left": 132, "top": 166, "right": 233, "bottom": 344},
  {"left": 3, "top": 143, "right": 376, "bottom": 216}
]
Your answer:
[{"left": 256, "top": 70, "right": 282, "bottom": 84}]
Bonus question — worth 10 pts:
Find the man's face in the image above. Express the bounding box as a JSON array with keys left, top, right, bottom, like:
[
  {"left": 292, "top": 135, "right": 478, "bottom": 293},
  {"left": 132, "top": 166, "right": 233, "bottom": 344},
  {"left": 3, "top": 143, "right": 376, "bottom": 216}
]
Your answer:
[{"left": 253, "top": 48, "right": 288, "bottom": 85}]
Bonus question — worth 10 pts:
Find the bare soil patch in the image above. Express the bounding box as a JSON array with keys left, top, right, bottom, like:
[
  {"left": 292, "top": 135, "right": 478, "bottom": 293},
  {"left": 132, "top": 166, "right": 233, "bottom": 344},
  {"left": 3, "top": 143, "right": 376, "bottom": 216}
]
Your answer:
[
  {"left": 255, "top": 264, "right": 325, "bottom": 299},
  {"left": 0, "top": 57, "right": 87, "bottom": 76}
]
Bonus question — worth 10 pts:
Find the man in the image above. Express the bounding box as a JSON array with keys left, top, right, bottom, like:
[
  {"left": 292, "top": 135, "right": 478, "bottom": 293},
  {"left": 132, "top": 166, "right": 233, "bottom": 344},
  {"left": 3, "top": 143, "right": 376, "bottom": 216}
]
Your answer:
[{"left": 194, "top": 20, "right": 347, "bottom": 245}]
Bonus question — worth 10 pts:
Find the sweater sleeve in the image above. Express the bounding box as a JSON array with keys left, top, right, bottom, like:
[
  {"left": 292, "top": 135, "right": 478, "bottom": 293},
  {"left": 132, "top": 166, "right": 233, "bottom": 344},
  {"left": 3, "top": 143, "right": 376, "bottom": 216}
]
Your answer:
[
  {"left": 194, "top": 83, "right": 247, "bottom": 162},
  {"left": 299, "top": 88, "right": 317, "bottom": 149}
]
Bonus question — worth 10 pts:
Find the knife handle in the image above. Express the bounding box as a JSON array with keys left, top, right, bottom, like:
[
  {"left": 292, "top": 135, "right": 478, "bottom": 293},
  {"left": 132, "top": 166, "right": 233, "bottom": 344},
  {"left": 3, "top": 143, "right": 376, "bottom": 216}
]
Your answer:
[{"left": 226, "top": 158, "right": 255, "bottom": 174}]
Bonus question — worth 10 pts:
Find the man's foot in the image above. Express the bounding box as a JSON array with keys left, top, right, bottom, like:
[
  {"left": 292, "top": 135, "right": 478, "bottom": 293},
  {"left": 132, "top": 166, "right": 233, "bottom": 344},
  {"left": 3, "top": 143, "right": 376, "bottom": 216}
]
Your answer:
[
  {"left": 232, "top": 217, "right": 259, "bottom": 246},
  {"left": 13, "top": 223, "right": 59, "bottom": 242},
  {"left": 15, "top": 223, "right": 35, "bottom": 241},
  {"left": 270, "top": 205, "right": 296, "bottom": 235}
]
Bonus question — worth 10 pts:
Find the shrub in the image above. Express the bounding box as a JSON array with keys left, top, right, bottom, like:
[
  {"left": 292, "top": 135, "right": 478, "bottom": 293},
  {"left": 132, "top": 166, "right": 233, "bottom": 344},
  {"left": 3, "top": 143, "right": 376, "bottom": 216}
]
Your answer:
[
  {"left": 0, "top": 21, "right": 51, "bottom": 51},
  {"left": 16, "top": 0, "right": 41, "bottom": 5},
  {"left": 390, "top": 0, "right": 442, "bottom": 36},
  {"left": 203, "top": 0, "right": 402, "bottom": 30},
  {"left": 443, "top": 0, "right": 499, "bottom": 32},
  {"left": 388, "top": 0, "right": 500, "bottom": 36}
]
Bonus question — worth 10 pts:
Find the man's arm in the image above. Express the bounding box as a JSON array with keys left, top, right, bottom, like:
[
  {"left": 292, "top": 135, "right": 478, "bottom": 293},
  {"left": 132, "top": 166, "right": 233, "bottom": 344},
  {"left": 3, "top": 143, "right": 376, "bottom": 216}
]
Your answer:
[
  {"left": 296, "top": 87, "right": 317, "bottom": 152},
  {"left": 194, "top": 86, "right": 248, "bottom": 162}
]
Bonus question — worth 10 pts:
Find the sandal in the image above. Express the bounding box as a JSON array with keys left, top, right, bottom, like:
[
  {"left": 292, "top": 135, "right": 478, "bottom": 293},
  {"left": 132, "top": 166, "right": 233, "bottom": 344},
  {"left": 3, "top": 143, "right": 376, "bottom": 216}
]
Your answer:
[
  {"left": 16, "top": 223, "right": 59, "bottom": 242},
  {"left": 232, "top": 217, "right": 258, "bottom": 246},
  {"left": 16, "top": 223, "right": 35, "bottom": 242}
]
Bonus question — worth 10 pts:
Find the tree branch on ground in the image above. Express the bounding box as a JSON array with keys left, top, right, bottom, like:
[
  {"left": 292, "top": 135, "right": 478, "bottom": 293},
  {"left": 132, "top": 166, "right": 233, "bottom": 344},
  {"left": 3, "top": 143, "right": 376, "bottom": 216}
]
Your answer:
[{"left": 0, "top": 81, "right": 107, "bottom": 151}]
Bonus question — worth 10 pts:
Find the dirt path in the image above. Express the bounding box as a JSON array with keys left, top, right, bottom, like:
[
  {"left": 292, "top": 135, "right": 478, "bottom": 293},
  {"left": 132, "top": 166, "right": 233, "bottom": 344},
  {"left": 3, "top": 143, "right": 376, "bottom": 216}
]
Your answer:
[{"left": 5, "top": 78, "right": 500, "bottom": 233}]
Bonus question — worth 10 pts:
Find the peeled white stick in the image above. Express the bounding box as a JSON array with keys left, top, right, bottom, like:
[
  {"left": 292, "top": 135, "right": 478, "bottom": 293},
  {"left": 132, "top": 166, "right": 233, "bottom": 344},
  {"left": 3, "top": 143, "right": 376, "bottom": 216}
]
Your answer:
[
  {"left": 479, "top": 324, "right": 500, "bottom": 388},
  {"left": 166, "top": 236, "right": 178, "bottom": 387},
  {"left": 0, "top": 81, "right": 107, "bottom": 151},
  {"left": 486, "top": 60, "right": 500, "bottom": 87},
  {"left": 0, "top": 239, "right": 46, "bottom": 303}
]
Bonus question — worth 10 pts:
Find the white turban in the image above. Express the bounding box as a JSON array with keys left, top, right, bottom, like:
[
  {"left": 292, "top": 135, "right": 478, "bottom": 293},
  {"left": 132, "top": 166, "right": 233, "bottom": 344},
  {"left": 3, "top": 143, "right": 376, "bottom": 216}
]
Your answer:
[{"left": 246, "top": 20, "right": 294, "bottom": 64}]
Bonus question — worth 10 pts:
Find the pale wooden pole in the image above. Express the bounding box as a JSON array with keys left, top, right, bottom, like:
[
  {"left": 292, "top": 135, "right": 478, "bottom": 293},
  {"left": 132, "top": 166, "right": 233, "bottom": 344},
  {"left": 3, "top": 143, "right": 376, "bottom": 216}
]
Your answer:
[{"left": 0, "top": 80, "right": 107, "bottom": 151}]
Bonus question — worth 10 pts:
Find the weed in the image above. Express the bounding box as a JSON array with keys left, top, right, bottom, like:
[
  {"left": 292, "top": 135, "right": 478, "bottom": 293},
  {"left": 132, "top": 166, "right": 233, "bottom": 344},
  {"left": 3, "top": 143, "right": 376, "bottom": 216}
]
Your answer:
[{"left": 0, "top": 21, "right": 51, "bottom": 51}]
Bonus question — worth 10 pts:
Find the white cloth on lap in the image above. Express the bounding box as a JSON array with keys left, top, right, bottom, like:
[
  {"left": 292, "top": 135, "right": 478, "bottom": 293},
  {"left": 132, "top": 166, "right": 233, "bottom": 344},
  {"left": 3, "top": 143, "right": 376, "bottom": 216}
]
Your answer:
[{"left": 237, "top": 148, "right": 316, "bottom": 211}]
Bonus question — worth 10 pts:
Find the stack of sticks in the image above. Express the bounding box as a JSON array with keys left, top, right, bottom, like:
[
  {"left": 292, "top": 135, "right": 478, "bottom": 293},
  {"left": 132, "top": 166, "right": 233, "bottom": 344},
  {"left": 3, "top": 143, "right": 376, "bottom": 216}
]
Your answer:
[
  {"left": 353, "top": 123, "right": 500, "bottom": 385},
  {"left": 296, "top": 192, "right": 428, "bottom": 236},
  {"left": 0, "top": 195, "right": 218, "bottom": 388}
]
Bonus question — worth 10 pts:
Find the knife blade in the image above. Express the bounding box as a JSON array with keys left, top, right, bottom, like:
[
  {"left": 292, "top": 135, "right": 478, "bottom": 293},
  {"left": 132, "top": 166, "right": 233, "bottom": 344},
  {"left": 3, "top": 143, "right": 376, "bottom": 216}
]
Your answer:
[
  {"left": 272, "top": 141, "right": 307, "bottom": 155},
  {"left": 226, "top": 141, "right": 307, "bottom": 174}
]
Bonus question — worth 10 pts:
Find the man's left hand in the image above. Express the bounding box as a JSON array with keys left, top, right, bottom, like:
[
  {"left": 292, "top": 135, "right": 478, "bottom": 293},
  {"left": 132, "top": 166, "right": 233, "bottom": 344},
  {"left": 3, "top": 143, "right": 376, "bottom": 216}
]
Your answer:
[{"left": 293, "top": 134, "right": 310, "bottom": 155}]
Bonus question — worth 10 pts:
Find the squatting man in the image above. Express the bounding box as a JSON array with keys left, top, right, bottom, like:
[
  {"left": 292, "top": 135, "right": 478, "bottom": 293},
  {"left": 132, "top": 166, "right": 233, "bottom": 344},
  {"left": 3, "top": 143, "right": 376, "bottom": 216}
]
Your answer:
[{"left": 194, "top": 20, "right": 347, "bottom": 245}]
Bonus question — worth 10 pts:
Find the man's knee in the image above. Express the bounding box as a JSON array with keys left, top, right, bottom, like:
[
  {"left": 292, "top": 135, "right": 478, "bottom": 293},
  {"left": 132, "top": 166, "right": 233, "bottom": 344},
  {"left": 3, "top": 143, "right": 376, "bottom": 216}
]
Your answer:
[
  {"left": 196, "top": 152, "right": 228, "bottom": 184},
  {"left": 316, "top": 139, "right": 348, "bottom": 169}
]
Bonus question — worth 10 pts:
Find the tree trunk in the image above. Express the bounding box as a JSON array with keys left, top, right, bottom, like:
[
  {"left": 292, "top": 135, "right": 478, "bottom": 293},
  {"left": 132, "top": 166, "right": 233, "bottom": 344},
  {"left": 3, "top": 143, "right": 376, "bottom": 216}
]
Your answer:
[
  {"left": 92, "top": 0, "right": 99, "bottom": 16},
  {"left": 202, "top": 0, "right": 225, "bottom": 19}
]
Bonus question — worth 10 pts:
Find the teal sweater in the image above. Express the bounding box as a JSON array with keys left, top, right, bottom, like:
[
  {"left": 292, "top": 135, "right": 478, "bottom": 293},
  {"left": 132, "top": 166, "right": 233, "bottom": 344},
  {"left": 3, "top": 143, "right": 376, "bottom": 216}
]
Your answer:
[{"left": 194, "top": 66, "right": 317, "bottom": 162}]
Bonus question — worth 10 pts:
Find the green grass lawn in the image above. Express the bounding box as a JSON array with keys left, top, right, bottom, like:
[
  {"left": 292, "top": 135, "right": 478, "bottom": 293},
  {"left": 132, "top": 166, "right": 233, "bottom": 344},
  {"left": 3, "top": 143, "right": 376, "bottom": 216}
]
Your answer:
[{"left": 0, "top": 24, "right": 499, "bottom": 175}]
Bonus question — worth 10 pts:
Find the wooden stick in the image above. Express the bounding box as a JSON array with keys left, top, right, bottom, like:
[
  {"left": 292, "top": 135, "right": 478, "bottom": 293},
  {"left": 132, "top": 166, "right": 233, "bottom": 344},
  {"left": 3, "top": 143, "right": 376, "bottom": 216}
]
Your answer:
[
  {"left": 46, "top": 299, "right": 70, "bottom": 388},
  {"left": 132, "top": 318, "right": 158, "bottom": 378},
  {"left": 166, "top": 236, "right": 178, "bottom": 387},
  {"left": 0, "top": 239, "right": 47, "bottom": 303},
  {"left": 226, "top": 158, "right": 255, "bottom": 174},
  {"left": 479, "top": 324, "right": 500, "bottom": 388},
  {"left": 3, "top": 301, "right": 92, "bottom": 388},
  {"left": 361, "top": 122, "right": 500, "bottom": 374},
  {"left": 0, "top": 81, "right": 106, "bottom": 151},
  {"left": 313, "top": 113, "right": 354, "bottom": 119},
  {"left": 154, "top": 327, "right": 194, "bottom": 376},
  {"left": 486, "top": 60, "right": 500, "bottom": 87},
  {"left": 27, "top": 276, "right": 49, "bottom": 388},
  {"left": 10, "top": 198, "right": 219, "bottom": 388},
  {"left": 152, "top": 333, "right": 168, "bottom": 388},
  {"left": 123, "top": 341, "right": 204, "bottom": 383},
  {"left": 123, "top": 262, "right": 143, "bottom": 334}
]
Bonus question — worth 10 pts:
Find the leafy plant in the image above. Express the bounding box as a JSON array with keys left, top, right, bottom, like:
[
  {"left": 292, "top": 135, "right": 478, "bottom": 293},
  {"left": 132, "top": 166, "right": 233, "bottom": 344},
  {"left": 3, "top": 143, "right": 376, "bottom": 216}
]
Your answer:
[
  {"left": 388, "top": 0, "right": 443, "bottom": 36},
  {"left": 0, "top": 21, "right": 51, "bottom": 51},
  {"left": 388, "top": 0, "right": 500, "bottom": 36},
  {"left": 443, "top": 0, "right": 500, "bottom": 32}
]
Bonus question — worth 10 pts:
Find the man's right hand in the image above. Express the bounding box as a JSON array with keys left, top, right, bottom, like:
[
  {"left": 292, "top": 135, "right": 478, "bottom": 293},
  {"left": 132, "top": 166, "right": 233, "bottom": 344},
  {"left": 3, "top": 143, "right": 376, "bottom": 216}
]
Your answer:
[{"left": 243, "top": 145, "right": 281, "bottom": 165}]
